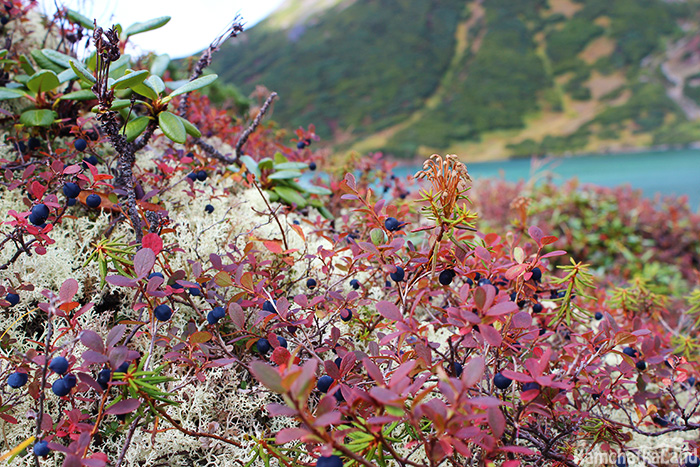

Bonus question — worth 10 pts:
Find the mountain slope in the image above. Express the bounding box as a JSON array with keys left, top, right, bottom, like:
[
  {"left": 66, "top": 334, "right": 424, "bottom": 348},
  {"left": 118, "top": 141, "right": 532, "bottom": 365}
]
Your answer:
[{"left": 211, "top": 0, "right": 700, "bottom": 159}]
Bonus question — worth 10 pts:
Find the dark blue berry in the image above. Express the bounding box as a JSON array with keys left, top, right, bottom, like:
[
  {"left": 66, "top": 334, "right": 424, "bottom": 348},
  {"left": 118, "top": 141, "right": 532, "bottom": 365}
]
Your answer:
[
  {"left": 115, "top": 362, "right": 130, "bottom": 374},
  {"left": 33, "top": 440, "right": 50, "bottom": 457},
  {"left": 316, "top": 455, "right": 342, "bottom": 467},
  {"left": 306, "top": 278, "right": 317, "bottom": 289},
  {"left": 316, "top": 375, "right": 333, "bottom": 393},
  {"left": 466, "top": 277, "right": 473, "bottom": 286},
  {"left": 262, "top": 300, "right": 277, "bottom": 313},
  {"left": 49, "top": 356, "right": 69, "bottom": 375},
  {"left": 188, "top": 287, "right": 201, "bottom": 296},
  {"left": 63, "top": 374, "right": 77, "bottom": 388},
  {"left": 349, "top": 279, "right": 360, "bottom": 290},
  {"left": 622, "top": 347, "right": 638, "bottom": 358},
  {"left": 212, "top": 306, "right": 226, "bottom": 320},
  {"left": 384, "top": 217, "right": 401, "bottom": 232},
  {"left": 187, "top": 172, "right": 197, "bottom": 181},
  {"left": 439, "top": 269, "right": 455, "bottom": 286},
  {"left": 31, "top": 204, "right": 49, "bottom": 221},
  {"left": 154, "top": 304, "right": 172, "bottom": 321},
  {"left": 84, "top": 155, "right": 98, "bottom": 166},
  {"left": 204, "top": 204, "right": 214, "bottom": 214},
  {"left": 85, "top": 194, "right": 101, "bottom": 208},
  {"left": 522, "top": 382, "right": 540, "bottom": 392},
  {"left": 97, "top": 368, "right": 111, "bottom": 389},
  {"left": 196, "top": 170, "right": 207, "bottom": 181},
  {"left": 148, "top": 272, "right": 164, "bottom": 280},
  {"left": 67, "top": 198, "right": 77, "bottom": 206},
  {"left": 390, "top": 266, "right": 405, "bottom": 282},
  {"left": 7, "top": 372, "right": 28, "bottom": 388},
  {"left": 277, "top": 337, "right": 288, "bottom": 348},
  {"left": 28, "top": 137, "right": 40, "bottom": 150},
  {"left": 297, "top": 140, "right": 307, "bottom": 149},
  {"left": 52, "top": 379, "right": 70, "bottom": 396},
  {"left": 494, "top": 372, "right": 512, "bottom": 390},
  {"left": 636, "top": 360, "right": 647, "bottom": 371},
  {"left": 652, "top": 415, "right": 668, "bottom": 426},
  {"left": 207, "top": 311, "right": 220, "bottom": 325},
  {"left": 594, "top": 312, "right": 603, "bottom": 320},
  {"left": 531, "top": 267, "right": 542, "bottom": 282},
  {"left": 449, "top": 362, "right": 463, "bottom": 377},
  {"left": 340, "top": 309, "right": 352, "bottom": 322},
  {"left": 62, "top": 182, "right": 81, "bottom": 199},
  {"left": 309, "top": 162, "right": 317, "bottom": 171},
  {"left": 293, "top": 220, "right": 300, "bottom": 225},
  {"left": 28, "top": 213, "right": 44, "bottom": 225},
  {"left": 5, "top": 293, "right": 19, "bottom": 307},
  {"left": 335, "top": 357, "right": 342, "bottom": 368},
  {"left": 532, "top": 303, "right": 543, "bottom": 313},
  {"left": 74, "top": 138, "right": 87, "bottom": 151},
  {"left": 256, "top": 338, "right": 271, "bottom": 354}
]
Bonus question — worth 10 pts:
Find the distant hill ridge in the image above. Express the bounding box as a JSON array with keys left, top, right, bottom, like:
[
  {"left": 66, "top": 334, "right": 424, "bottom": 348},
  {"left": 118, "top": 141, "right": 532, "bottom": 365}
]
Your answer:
[{"left": 211, "top": 0, "right": 700, "bottom": 160}]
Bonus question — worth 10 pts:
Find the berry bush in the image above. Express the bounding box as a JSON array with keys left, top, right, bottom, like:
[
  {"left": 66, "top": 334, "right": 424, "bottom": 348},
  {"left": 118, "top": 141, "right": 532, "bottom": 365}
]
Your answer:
[{"left": 0, "top": 2, "right": 698, "bottom": 467}]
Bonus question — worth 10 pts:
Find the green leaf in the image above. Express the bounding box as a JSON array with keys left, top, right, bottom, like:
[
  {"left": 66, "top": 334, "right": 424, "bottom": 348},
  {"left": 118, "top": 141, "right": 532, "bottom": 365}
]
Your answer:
[
  {"left": 125, "top": 115, "right": 152, "bottom": 142},
  {"left": 150, "top": 54, "right": 170, "bottom": 77},
  {"left": 69, "top": 59, "right": 96, "bottom": 84},
  {"left": 30, "top": 50, "right": 63, "bottom": 74},
  {"left": 240, "top": 155, "right": 260, "bottom": 178},
  {"left": 146, "top": 75, "right": 165, "bottom": 95},
  {"left": 41, "top": 49, "right": 73, "bottom": 69},
  {"left": 130, "top": 82, "right": 158, "bottom": 101},
  {"left": 0, "top": 87, "right": 26, "bottom": 100},
  {"left": 124, "top": 16, "right": 171, "bottom": 37},
  {"left": 111, "top": 69, "right": 149, "bottom": 90},
  {"left": 167, "top": 74, "right": 217, "bottom": 98},
  {"left": 266, "top": 190, "right": 280, "bottom": 202},
  {"left": 0, "top": 49, "right": 7, "bottom": 59},
  {"left": 258, "top": 158, "right": 274, "bottom": 171},
  {"left": 274, "top": 152, "right": 288, "bottom": 164},
  {"left": 177, "top": 115, "right": 201, "bottom": 138},
  {"left": 18, "top": 55, "right": 34, "bottom": 75},
  {"left": 273, "top": 186, "right": 307, "bottom": 208},
  {"left": 108, "top": 54, "right": 131, "bottom": 78},
  {"left": 27, "top": 70, "right": 60, "bottom": 93},
  {"left": 20, "top": 109, "right": 57, "bottom": 127},
  {"left": 60, "top": 89, "right": 96, "bottom": 101},
  {"left": 274, "top": 162, "right": 308, "bottom": 171},
  {"left": 158, "top": 111, "right": 186, "bottom": 144},
  {"left": 57, "top": 68, "right": 77, "bottom": 83},
  {"left": 268, "top": 170, "right": 302, "bottom": 180},
  {"left": 66, "top": 9, "right": 94, "bottom": 29},
  {"left": 298, "top": 182, "right": 332, "bottom": 196},
  {"left": 249, "top": 361, "right": 285, "bottom": 393}
]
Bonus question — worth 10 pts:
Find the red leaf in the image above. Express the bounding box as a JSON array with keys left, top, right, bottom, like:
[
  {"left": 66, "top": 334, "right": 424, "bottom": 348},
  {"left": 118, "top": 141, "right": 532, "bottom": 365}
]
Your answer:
[
  {"left": 541, "top": 250, "right": 566, "bottom": 259},
  {"left": 512, "top": 311, "right": 533, "bottom": 329},
  {"left": 228, "top": 303, "right": 245, "bottom": 329},
  {"left": 133, "top": 248, "right": 156, "bottom": 279},
  {"left": 505, "top": 264, "right": 527, "bottom": 280},
  {"left": 376, "top": 301, "right": 402, "bottom": 321},
  {"left": 106, "top": 275, "right": 137, "bottom": 287},
  {"left": 276, "top": 427, "right": 311, "bottom": 444},
  {"left": 142, "top": 233, "right": 162, "bottom": 255},
  {"left": 488, "top": 406, "right": 506, "bottom": 438},
  {"left": 480, "top": 325, "right": 502, "bottom": 347},
  {"left": 263, "top": 240, "right": 283, "bottom": 254},
  {"left": 363, "top": 358, "right": 385, "bottom": 385},
  {"left": 475, "top": 246, "right": 491, "bottom": 261},
  {"left": 62, "top": 164, "right": 81, "bottom": 174},
  {"left": 486, "top": 301, "right": 518, "bottom": 317},
  {"left": 79, "top": 330, "right": 104, "bottom": 353},
  {"left": 462, "top": 356, "right": 485, "bottom": 387},
  {"left": 105, "top": 398, "right": 141, "bottom": 415},
  {"left": 30, "top": 181, "right": 46, "bottom": 200},
  {"left": 250, "top": 361, "right": 285, "bottom": 393},
  {"left": 528, "top": 226, "right": 543, "bottom": 246},
  {"left": 541, "top": 235, "right": 558, "bottom": 245},
  {"left": 389, "top": 360, "right": 416, "bottom": 388},
  {"left": 266, "top": 403, "right": 298, "bottom": 417},
  {"left": 315, "top": 411, "right": 342, "bottom": 427},
  {"left": 59, "top": 278, "right": 79, "bottom": 303}
]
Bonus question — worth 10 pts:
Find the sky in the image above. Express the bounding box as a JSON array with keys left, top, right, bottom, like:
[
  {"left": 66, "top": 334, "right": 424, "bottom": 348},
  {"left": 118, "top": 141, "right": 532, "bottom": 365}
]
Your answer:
[{"left": 36, "top": 0, "right": 286, "bottom": 58}]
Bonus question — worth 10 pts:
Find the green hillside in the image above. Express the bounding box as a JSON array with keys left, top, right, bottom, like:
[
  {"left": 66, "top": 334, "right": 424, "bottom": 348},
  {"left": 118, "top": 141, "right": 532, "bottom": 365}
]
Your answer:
[{"left": 211, "top": 0, "right": 700, "bottom": 159}]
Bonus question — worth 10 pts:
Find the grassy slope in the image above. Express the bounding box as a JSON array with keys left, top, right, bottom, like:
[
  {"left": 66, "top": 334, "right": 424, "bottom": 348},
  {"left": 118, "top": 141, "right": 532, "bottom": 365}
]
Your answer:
[{"left": 212, "top": 0, "right": 700, "bottom": 160}]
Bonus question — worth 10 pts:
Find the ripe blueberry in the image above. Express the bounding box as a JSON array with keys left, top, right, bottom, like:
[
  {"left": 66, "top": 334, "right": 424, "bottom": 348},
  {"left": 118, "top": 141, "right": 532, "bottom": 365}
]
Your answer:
[
  {"left": 33, "top": 440, "right": 50, "bottom": 457},
  {"left": 622, "top": 347, "right": 638, "bottom": 358},
  {"left": 309, "top": 162, "right": 317, "bottom": 171},
  {"left": 116, "top": 362, "right": 130, "bottom": 373},
  {"left": 307, "top": 278, "right": 317, "bottom": 289},
  {"left": 317, "top": 375, "right": 334, "bottom": 393},
  {"left": 28, "top": 137, "right": 40, "bottom": 150},
  {"left": 263, "top": 300, "right": 277, "bottom": 313},
  {"left": 31, "top": 203, "right": 49, "bottom": 221},
  {"left": 52, "top": 378, "right": 70, "bottom": 396},
  {"left": 277, "top": 336, "right": 288, "bottom": 348},
  {"left": 7, "top": 372, "right": 28, "bottom": 388},
  {"left": 522, "top": 382, "right": 540, "bottom": 392},
  {"left": 187, "top": 172, "right": 197, "bottom": 181},
  {"left": 494, "top": 372, "right": 512, "bottom": 390},
  {"left": 148, "top": 272, "right": 164, "bottom": 280},
  {"left": 652, "top": 415, "right": 668, "bottom": 426},
  {"left": 85, "top": 194, "right": 101, "bottom": 208},
  {"left": 63, "top": 374, "right": 77, "bottom": 388},
  {"left": 466, "top": 277, "right": 473, "bottom": 286},
  {"left": 531, "top": 267, "right": 542, "bottom": 282},
  {"left": 316, "top": 455, "right": 342, "bottom": 467},
  {"left": 204, "top": 204, "right": 214, "bottom": 214},
  {"left": 616, "top": 455, "right": 628, "bottom": 467},
  {"left": 97, "top": 368, "right": 111, "bottom": 390},
  {"left": 340, "top": 309, "right": 352, "bottom": 322},
  {"left": 5, "top": 293, "right": 19, "bottom": 307},
  {"left": 349, "top": 279, "right": 360, "bottom": 290},
  {"left": 439, "top": 269, "right": 455, "bottom": 286},
  {"left": 28, "top": 212, "right": 45, "bottom": 225},
  {"left": 212, "top": 306, "right": 226, "bottom": 320},
  {"left": 384, "top": 217, "right": 400, "bottom": 232},
  {"left": 257, "top": 338, "right": 271, "bottom": 354},
  {"left": 207, "top": 311, "right": 220, "bottom": 325},
  {"left": 83, "top": 155, "right": 98, "bottom": 166},
  {"left": 74, "top": 138, "right": 87, "bottom": 151},
  {"left": 532, "top": 303, "right": 543, "bottom": 313},
  {"left": 636, "top": 360, "right": 647, "bottom": 371},
  {"left": 297, "top": 140, "right": 307, "bottom": 149},
  {"left": 62, "top": 182, "right": 81, "bottom": 199},
  {"left": 335, "top": 357, "right": 342, "bottom": 368},
  {"left": 594, "top": 312, "right": 603, "bottom": 320},
  {"left": 154, "top": 304, "right": 172, "bottom": 322},
  {"left": 390, "top": 266, "right": 405, "bottom": 282},
  {"left": 448, "top": 362, "right": 463, "bottom": 377},
  {"left": 49, "top": 356, "right": 69, "bottom": 375},
  {"left": 196, "top": 170, "right": 208, "bottom": 181},
  {"left": 67, "top": 198, "right": 77, "bottom": 206},
  {"left": 188, "top": 287, "right": 201, "bottom": 296}
]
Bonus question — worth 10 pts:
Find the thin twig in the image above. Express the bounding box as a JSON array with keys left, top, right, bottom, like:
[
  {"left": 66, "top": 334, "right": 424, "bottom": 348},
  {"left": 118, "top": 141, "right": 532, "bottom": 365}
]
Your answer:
[
  {"left": 115, "top": 416, "right": 142, "bottom": 467},
  {"left": 234, "top": 92, "right": 277, "bottom": 160}
]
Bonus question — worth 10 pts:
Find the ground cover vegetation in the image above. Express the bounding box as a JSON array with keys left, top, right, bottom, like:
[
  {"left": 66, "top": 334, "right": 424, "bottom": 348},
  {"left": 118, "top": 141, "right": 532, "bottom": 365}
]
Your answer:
[{"left": 0, "top": 2, "right": 699, "bottom": 467}]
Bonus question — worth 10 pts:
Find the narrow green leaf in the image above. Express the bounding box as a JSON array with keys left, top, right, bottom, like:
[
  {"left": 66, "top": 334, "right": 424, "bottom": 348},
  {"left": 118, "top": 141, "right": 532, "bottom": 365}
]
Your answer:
[
  {"left": 57, "top": 68, "right": 77, "bottom": 83},
  {"left": 41, "top": 49, "right": 73, "bottom": 69},
  {"left": 0, "top": 49, "right": 7, "bottom": 59},
  {"left": 268, "top": 170, "right": 302, "bottom": 180},
  {"left": 125, "top": 116, "right": 151, "bottom": 142},
  {"left": 150, "top": 54, "right": 170, "bottom": 77},
  {"left": 69, "top": 59, "right": 96, "bottom": 84},
  {"left": 273, "top": 186, "right": 307, "bottom": 208},
  {"left": 124, "top": 16, "right": 171, "bottom": 37},
  {"left": 167, "top": 74, "right": 217, "bottom": 98},
  {"left": 60, "top": 89, "right": 96, "bottom": 101},
  {"left": 30, "top": 50, "right": 62, "bottom": 74},
  {"left": 177, "top": 115, "right": 201, "bottom": 138},
  {"left": 274, "top": 162, "right": 308, "bottom": 170},
  {"left": 20, "top": 109, "right": 57, "bottom": 127},
  {"left": 111, "top": 69, "right": 148, "bottom": 90},
  {"left": 27, "top": 70, "right": 60, "bottom": 93},
  {"left": 0, "top": 87, "right": 26, "bottom": 100},
  {"left": 18, "top": 55, "right": 34, "bottom": 75},
  {"left": 66, "top": 9, "right": 94, "bottom": 29},
  {"left": 158, "top": 111, "right": 186, "bottom": 144},
  {"left": 299, "top": 182, "right": 332, "bottom": 196},
  {"left": 240, "top": 155, "right": 260, "bottom": 178}
]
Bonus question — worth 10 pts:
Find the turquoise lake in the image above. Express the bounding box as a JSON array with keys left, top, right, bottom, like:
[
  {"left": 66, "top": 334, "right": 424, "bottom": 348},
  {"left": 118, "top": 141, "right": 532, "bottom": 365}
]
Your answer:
[{"left": 392, "top": 148, "right": 700, "bottom": 210}]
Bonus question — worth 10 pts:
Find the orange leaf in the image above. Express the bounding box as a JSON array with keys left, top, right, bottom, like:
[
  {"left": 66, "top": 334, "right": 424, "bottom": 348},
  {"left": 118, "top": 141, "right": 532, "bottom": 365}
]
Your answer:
[
  {"left": 190, "top": 331, "right": 212, "bottom": 344},
  {"left": 214, "top": 271, "right": 234, "bottom": 287},
  {"left": 240, "top": 272, "right": 255, "bottom": 291},
  {"left": 263, "top": 240, "right": 283, "bottom": 254},
  {"left": 290, "top": 224, "right": 305, "bottom": 241}
]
